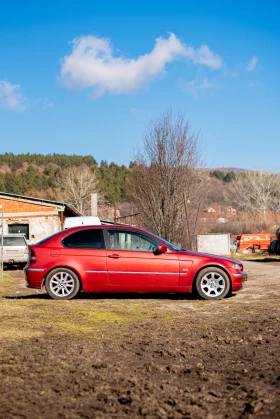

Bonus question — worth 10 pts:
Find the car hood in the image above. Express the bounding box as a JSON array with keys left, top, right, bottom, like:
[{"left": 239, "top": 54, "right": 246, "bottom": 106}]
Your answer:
[{"left": 178, "top": 250, "right": 240, "bottom": 264}]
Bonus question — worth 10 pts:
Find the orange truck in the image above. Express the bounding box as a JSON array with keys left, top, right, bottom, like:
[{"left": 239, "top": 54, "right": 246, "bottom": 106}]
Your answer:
[{"left": 236, "top": 234, "right": 275, "bottom": 253}]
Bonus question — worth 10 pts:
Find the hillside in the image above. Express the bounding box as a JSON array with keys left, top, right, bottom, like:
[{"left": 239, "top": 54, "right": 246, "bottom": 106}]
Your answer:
[
  {"left": 0, "top": 153, "right": 131, "bottom": 205},
  {"left": 0, "top": 153, "right": 240, "bottom": 208},
  {"left": 1, "top": 154, "right": 278, "bottom": 234}
]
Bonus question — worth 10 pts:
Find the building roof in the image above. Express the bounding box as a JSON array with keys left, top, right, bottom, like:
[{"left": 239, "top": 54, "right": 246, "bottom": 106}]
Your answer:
[{"left": 0, "top": 191, "right": 81, "bottom": 216}]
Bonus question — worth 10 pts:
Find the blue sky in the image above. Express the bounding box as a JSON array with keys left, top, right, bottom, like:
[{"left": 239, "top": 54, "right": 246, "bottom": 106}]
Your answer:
[{"left": 0, "top": 0, "right": 279, "bottom": 170}]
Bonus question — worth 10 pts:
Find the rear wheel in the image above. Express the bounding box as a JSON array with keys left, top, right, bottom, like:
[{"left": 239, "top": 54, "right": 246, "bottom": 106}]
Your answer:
[
  {"left": 195, "top": 267, "right": 230, "bottom": 300},
  {"left": 45, "top": 268, "right": 80, "bottom": 300}
]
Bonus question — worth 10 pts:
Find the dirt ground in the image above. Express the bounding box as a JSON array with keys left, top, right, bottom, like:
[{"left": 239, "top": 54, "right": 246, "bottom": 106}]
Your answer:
[{"left": 0, "top": 261, "right": 279, "bottom": 419}]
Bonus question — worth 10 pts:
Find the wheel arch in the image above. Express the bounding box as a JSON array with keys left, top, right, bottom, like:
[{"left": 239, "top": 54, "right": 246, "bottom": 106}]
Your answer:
[
  {"left": 192, "top": 264, "right": 232, "bottom": 295},
  {"left": 42, "top": 266, "right": 83, "bottom": 291}
]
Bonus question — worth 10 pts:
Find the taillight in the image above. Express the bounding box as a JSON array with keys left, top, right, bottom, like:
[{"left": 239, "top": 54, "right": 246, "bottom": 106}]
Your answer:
[{"left": 29, "top": 249, "right": 36, "bottom": 264}]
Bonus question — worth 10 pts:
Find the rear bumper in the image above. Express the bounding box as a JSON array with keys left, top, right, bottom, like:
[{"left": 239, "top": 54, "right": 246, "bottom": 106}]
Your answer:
[
  {"left": 24, "top": 266, "right": 45, "bottom": 289},
  {"left": 4, "top": 257, "right": 28, "bottom": 264}
]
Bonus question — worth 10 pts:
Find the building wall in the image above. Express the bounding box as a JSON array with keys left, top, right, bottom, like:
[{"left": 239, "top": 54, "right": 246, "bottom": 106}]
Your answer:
[
  {"left": 197, "top": 233, "right": 230, "bottom": 255},
  {"left": 0, "top": 199, "right": 52, "bottom": 214},
  {"left": 0, "top": 197, "right": 62, "bottom": 243}
]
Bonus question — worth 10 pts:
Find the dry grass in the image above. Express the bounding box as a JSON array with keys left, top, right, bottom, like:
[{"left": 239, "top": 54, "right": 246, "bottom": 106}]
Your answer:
[
  {"left": 0, "top": 272, "right": 177, "bottom": 343},
  {"left": 232, "top": 252, "right": 280, "bottom": 262}
]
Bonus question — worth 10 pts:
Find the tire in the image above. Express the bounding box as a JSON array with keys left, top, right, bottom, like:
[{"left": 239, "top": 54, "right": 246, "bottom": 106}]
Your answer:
[
  {"left": 270, "top": 240, "right": 278, "bottom": 255},
  {"left": 45, "top": 268, "right": 80, "bottom": 300},
  {"left": 195, "top": 267, "right": 231, "bottom": 300},
  {"left": 276, "top": 241, "right": 280, "bottom": 256},
  {"left": 276, "top": 228, "right": 280, "bottom": 240},
  {"left": 268, "top": 243, "right": 271, "bottom": 254}
]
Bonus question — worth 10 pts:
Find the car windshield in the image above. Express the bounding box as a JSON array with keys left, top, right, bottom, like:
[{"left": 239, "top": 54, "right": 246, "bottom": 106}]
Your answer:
[{"left": 146, "top": 231, "right": 181, "bottom": 252}]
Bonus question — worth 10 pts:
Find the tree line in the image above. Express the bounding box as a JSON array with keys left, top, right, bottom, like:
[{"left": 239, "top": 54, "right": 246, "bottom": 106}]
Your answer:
[
  {"left": 0, "top": 155, "right": 131, "bottom": 204},
  {"left": 0, "top": 153, "right": 97, "bottom": 170},
  {"left": 209, "top": 170, "right": 236, "bottom": 183}
]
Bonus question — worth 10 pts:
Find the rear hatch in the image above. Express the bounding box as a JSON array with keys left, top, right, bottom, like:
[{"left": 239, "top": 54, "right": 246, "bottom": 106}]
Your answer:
[{"left": 1, "top": 235, "right": 28, "bottom": 263}]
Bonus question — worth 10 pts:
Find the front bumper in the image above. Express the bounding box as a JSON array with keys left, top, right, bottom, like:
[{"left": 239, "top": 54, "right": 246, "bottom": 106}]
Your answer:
[
  {"left": 231, "top": 271, "right": 247, "bottom": 291},
  {"left": 233, "top": 272, "right": 248, "bottom": 280}
]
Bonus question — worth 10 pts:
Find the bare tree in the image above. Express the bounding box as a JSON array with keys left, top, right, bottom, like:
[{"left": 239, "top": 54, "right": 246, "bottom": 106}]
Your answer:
[
  {"left": 226, "top": 171, "right": 280, "bottom": 224},
  {"left": 56, "top": 166, "right": 99, "bottom": 214},
  {"left": 130, "top": 110, "right": 205, "bottom": 247}
]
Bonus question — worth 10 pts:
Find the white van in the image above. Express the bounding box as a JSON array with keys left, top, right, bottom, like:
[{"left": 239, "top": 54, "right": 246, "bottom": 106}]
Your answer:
[{"left": 64, "top": 216, "right": 101, "bottom": 229}]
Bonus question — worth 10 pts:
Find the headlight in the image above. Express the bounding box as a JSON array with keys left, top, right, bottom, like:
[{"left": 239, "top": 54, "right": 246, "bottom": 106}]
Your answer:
[{"left": 232, "top": 263, "right": 242, "bottom": 270}]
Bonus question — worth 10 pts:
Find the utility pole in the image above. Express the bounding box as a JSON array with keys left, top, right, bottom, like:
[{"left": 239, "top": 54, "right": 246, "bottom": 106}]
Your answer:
[{"left": 183, "top": 193, "right": 193, "bottom": 251}]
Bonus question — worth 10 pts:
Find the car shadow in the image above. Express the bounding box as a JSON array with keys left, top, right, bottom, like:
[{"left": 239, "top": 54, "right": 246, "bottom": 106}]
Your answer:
[
  {"left": 4, "top": 264, "right": 26, "bottom": 271},
  {"left": 4, "top": 292, "right": 197, "bottom": 301},
  {"left": 4, "top": 292, "right": 237, "bottom": 301}
]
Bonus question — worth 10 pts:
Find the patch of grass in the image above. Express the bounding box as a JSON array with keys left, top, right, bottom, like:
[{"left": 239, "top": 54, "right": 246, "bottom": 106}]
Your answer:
[
  {"left": 0, "top": 273, "right": 16, "bottom": 294},
  {"left": 0, "top": 285, "right": 177, "bottom": 342},
  {"left": 233, "top": 253, "right": 280, "bottom": 262}
]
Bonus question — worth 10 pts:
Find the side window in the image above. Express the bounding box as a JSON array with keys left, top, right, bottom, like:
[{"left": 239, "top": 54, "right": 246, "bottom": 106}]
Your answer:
[
  {"left": 107, "top": 230, "right": 158, "bottom": 252},
  {"left": 62, "top": 229, "right": 105, "bottom": 249}
]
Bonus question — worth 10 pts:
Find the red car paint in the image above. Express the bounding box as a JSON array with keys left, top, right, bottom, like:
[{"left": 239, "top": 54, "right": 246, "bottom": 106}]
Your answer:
[{"left": 24, "top": 225, "right": 247, "bottom": 300}]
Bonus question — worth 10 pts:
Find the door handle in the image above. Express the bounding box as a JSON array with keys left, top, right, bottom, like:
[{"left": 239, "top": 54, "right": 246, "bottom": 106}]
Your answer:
[{"left": 108, "top": 254, "right": 120, "bottom": 259}]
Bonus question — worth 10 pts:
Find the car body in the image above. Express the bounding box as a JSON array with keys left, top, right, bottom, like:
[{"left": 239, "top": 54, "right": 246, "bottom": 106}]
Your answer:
[
  {"left": 1, "top": 233, "right": 29, "bottom": 266},
  {"left": 24, "top": 225, "right": 247, "bottom": 300}
]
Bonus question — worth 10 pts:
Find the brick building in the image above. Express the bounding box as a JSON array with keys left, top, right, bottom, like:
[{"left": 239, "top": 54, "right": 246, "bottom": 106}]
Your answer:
[{"left": 0, "top": 192, "right": 80, "bottom": 243}]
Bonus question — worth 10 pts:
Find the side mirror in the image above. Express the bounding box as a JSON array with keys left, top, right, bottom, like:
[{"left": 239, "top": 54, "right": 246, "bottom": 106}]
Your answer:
[{"left": 157, "top": 245, "right": 167, "bottom": 254}]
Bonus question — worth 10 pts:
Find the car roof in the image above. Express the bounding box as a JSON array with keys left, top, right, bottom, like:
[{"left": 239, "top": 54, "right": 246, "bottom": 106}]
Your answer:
[{"left": 64, "top": 225, "right": 144, "bottom": 233}]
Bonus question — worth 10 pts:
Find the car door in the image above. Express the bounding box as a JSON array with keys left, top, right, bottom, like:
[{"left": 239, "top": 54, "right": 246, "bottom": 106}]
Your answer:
[
  {"left": 61, "top": 228, "right": 109, "bottom": 290},
  {"left": 105, "top": 228, "right": 180, "bottom": 291}
]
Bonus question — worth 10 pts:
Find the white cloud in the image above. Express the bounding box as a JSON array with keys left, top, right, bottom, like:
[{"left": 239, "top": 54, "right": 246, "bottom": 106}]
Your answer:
[
  {"left": 246, "top": 56, "right": 258, "bottom": 72},
  {"left": 60, "top": 33, "right": 223, "bottom": 97},
  {"left": 38, "top": 97, "right": 54, "bottom": 109},
  {"left": 180, "top": 78, "right": 216, "bottom": 99},
  {"left": 0, "top": 80, "right": 28, "bottom": 111}
]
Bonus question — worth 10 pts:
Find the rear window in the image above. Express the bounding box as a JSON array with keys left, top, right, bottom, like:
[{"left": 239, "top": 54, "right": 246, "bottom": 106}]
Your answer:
[
  {"left": 62, "top": 229, "right": 105, "bottom": 249},
  {"left": 36, "top": 231, "right": 63, "bottom": 245},
  {"left": 2, "top": 237, "right": 27, "bottom": 246}
]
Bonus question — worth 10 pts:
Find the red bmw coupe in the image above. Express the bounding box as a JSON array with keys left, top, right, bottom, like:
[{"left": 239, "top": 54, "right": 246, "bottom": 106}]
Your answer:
[{"left": 24, "top": 225, "right": 247, "bottom": 300}]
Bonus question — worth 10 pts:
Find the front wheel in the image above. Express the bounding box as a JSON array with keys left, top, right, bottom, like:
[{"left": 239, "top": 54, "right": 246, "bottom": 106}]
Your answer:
[
  {"left": 45, "top": 268, "right": 80, "bottom": 300},
  {"left": 195, "top": 267, "right": 230, "bottom": 300}
]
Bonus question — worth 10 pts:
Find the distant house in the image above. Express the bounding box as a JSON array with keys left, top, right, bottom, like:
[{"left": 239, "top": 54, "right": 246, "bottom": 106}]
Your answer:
[
  {"left": 98, "top": 206, "right": 121, "bottom": 222},
  {"left": 0, "top": 192, "right": 81, "bottom": 243},
  {"left": 217, "top": 217, "right": 227, "bottom": 223},
  {"left": 225, "top": 206, "right": 237, "bottom": 215},
  {"left": 205, "top": 206, "right": 217, "bottom": 213}
]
